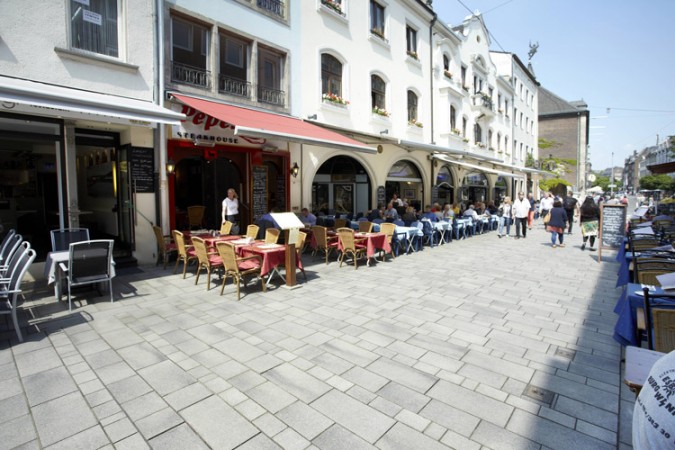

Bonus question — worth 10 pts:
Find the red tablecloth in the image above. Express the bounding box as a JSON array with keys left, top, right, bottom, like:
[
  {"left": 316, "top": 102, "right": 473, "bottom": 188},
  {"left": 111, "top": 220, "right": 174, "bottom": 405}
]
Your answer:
[
  {"left": 203, "top": 234, "right": 241, "bottom": 248},
  {"left": 309, "top": 230, "right": 338, "bottom": 250},
  {"left": 240, "top": 243, "right": 303, "bottom": 277},
  {"left": 339, "top": 232, "right": 390, "bottom": 259}
]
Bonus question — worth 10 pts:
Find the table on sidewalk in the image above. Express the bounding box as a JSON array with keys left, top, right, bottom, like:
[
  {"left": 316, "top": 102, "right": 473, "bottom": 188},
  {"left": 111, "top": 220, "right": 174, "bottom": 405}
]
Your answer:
[
  {"left": 613, "top": 283, "right": 675, "bottom": 346},
  {"left": 240, "top": 243, "right": 303, "bottom": 286},
  {"left": 338, "top": 232, "right": 390, "bottom": 265}
]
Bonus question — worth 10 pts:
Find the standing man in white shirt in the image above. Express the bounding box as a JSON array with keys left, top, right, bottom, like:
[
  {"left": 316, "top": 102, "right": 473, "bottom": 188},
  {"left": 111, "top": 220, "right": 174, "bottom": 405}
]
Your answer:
[
  {"left": 539, "top": 192, "right": 554, "bottom": 223},
  {"left": 512, "top": 192, "right": 531, "bottom": 239}
]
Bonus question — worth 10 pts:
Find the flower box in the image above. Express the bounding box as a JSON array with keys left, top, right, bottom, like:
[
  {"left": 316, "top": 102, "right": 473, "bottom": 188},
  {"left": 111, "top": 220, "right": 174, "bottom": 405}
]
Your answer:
[
  {"left": 321, "top": 0, "right": 344, "bottom": 15},
  {"left": 408, "top": 119, "right": 423, "bottom": 128},
  {"left": 443, "top": 70, "right": 453, "bottom": 79},
  {"left": 476, "top": 143, "right": 486, "bottom": 149},
  {"left": 462, "top": 138, "right": 469, "bottom": 143},
  {"left": 451, "top": 128, "right": 461, "bottom": 135},
  {"left": 372, "top": 106, "right": 390, "bottom": 117},
  {"left": 406, "top": 50, "right": 419, "bottom": 60},
  {"left": 489, "top": 147, "right": 495, "bottom": 152},
  {"left": 370, "top": 28, "right": 385, "bottom": 40},
  {"left": 322, "top": 93, "right": 349, "bottom": 105}
]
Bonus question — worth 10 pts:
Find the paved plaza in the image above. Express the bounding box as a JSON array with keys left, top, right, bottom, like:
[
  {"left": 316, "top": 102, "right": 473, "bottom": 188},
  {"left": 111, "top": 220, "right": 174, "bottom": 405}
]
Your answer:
[{"left": 0, "top": 224, "right": 635, "bottom": 449}]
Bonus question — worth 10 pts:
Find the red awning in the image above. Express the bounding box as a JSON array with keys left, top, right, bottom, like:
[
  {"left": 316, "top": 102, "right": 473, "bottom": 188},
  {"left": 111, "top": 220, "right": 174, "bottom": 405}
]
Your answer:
[{"left": 170, "top": 93, "right": 375, "bottom": 153}]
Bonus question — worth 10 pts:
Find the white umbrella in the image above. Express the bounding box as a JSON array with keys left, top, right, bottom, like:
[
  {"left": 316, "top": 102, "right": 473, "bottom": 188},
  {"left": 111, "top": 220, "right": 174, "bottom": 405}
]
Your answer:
[{"left": 587, "top": 186, "right": 604, "bottom": 194}]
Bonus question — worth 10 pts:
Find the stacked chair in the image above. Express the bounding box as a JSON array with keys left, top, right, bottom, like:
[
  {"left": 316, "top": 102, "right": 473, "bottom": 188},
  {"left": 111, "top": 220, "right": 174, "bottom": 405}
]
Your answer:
[{"left": 0, "top": 230, "right": 37, "bottom": 342}]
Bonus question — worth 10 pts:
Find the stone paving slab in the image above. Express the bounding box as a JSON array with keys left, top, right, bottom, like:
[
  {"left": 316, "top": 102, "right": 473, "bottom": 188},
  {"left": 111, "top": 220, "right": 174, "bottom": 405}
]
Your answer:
[{"left": 0, "top": 224, "right": 636, "bottom": 448}]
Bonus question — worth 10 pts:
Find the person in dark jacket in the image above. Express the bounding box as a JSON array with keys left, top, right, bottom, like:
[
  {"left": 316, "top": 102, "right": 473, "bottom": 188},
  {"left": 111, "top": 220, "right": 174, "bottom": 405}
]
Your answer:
[
  {"left": 579, "top": 196, "right": 600, "bottom": 250},
  {"left": 546, "top": 200, "right": 568, "bottom": 248}
]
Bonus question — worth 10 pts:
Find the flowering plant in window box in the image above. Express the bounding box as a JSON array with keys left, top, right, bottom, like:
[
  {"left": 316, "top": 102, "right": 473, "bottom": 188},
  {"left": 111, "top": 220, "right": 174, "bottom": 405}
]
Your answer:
[
  {"left": 489, "top": 147, "right": 495, "bottom": 152},
  {"left": 408, "top": 119, "right": 423, "bottom": 128},
  {"left": 322, "top": 93, "right": 349, "bottom": 105},
  {"left": 370, "top": 28, "right": 385, "bottom": 40},
  {"left": 444, "top": 70, "right": 453, "bottom": 79},
  {"left": 406, "top": 50, "right": 419, "bottom": 60},
  {"left": 372, "top": 106, "right": 390, "bottom": 117},
  {"left": 321, "top": 0, "right": 344, "bottom": 15},
  {"left": 498, "top": 108, "right": 503, "bottom": 113},
  {"left": 451, "top": 128, "right": 461, "bottom": 135},
  {"left": 476, "top": 142, "right": 486, "bottom": 149},
  {"left": 462, "top": 138, "right": 469, "bottom": 143}
]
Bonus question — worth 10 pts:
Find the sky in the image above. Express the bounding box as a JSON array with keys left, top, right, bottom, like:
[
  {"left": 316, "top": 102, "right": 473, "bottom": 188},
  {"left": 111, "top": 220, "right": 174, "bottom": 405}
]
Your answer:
[{"left": 433, "top": 0, "right": 675, "bottom": 171}]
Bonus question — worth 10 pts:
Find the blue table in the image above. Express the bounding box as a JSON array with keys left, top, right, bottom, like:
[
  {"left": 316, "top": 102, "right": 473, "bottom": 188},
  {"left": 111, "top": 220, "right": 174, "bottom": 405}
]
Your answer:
[{"left": 613, "top": 283, "right": 674, "bottom": 346}]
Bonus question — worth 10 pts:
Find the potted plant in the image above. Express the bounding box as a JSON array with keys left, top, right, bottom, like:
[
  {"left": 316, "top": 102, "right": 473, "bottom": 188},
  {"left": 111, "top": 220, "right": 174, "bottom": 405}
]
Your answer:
[
  {"left": 322, "top": 93, "right": 349, "bottom": 105},
  {"left": 462, "top": 138, "right": 469, "bottom": 143},
  {"left": 321, "top": 0, "right": 343, "bottom": 15},
  {"left": 444, "top": 70, "right": 452, "bottom": 79},
  {"left": 408, "top": 119, "right": 423, "bottom": 128},
  {"left": 451, "top": 128, "right": 461, "bottom": 135}
]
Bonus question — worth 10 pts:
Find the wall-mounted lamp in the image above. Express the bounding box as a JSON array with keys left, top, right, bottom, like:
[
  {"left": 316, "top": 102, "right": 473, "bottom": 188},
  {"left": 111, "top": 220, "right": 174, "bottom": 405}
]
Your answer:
[
  {"left": 166, "top": 159, "right": 175, "bottom": 175},
  {"left": 291, "top": 162, "right": 300, "bottom": 178},
  {"left": 307, "top": 114, "right": 317, "bottom": 120},
  {"left": 380, "top": 129, "right": 389, "bottom": 135}
]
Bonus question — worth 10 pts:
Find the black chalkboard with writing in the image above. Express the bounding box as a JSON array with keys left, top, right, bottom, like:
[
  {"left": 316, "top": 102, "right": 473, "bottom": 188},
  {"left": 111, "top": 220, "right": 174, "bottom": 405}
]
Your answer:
[
  {"left": 431, "top": 185, "right": 439, "bottom": 205},
  {"left": 252, "top": 166, "right": 268, "bottom": 222},
  {"left": 128, "top": 147, "right": 154, "bottom": 193},
  {"left": 599, "top": 204, "right": 627, "bottom": 252},
  {"left": 377, "top": 186, "right": 385, "bottom": 208}
]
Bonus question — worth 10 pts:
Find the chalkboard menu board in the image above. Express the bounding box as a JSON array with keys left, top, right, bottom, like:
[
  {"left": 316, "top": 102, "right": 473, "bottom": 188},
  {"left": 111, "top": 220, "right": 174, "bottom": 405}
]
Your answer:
[
  {"left": 276, "top": 175, "right": 286, "bottom": 212},
  {"left": 252, "top": 165, "right": 268, "bottom": 222},
  {"left": 599, "top": 204, "right": 627, "bottom": 259},
  {"left": 377, "top": 186, "right": 385, "bottom": 208},
  {"left": 128, "top": 146, "right": 154, "bottom": 193},
  {"left": 431, "top": 185, "right": 439, "bottom": 205}
]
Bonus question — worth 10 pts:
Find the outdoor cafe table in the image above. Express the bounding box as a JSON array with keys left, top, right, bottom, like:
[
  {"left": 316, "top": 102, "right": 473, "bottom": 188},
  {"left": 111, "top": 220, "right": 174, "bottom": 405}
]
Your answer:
[
  {"left": 395, "top": 226, "right": 422, "bottom": 253},
  {"left": 431, "top": 220, "right": 452, "bottom": 243},
  {"left": 350, "top": 222, "right": 381, "bottom": 232},
  {"left": 239, "top": 242, "right": 303, "bottom": 286},
  {"left": 339, "top": 232, "right": 390, "bottom": 265},
  {"left": 616, "top": 245, "right": 675, "bottom": 287},
  {"left": 44, "top": 250, "right": 116, "bottom": 300},
  {"left": 454, "top": 218, "right": 471, "bottom": 239},
  {"left": 613, "top": 283, "right": 675, "bottom": 346}
]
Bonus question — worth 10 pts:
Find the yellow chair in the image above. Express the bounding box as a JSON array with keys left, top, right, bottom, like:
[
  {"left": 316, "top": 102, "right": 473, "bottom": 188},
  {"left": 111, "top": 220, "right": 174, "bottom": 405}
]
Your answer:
[
  {"left": 220, "top": 221, "right": 233, "bottom": 235},
  {"left": 334, "top": 218, "right": 348, "bottom": 229},
  {"left": 265, "top": 228, "right": 280, "bottom": 244},
  {"left": 378, "top": 223, "right": 397, "bottom": 262},
  {"left": 152, "top": 225, "right": 176, "bottom": 269},
  {"left": 172, "top": 230, "right": 197, "bottom": 278},
  {"left": 311, "top": 225, "right": 339, "bottom": 265},
  {"left": 358, "top": 221, "right": 374, "bottom": 233},
  {"left": 187, "top": 205, "right": 206, "bottom": 230},
  {"left": 216, "top": 242, "right": 265, "bottom": 300},
  {"left": 191, "top": 237, "right": 223, "bottom": 291},
  {"left": 337, "top": 228, "right": 366, "bottom": 270},
  {"left": 246, "top": 224, "right": 259, "bottom": 240}
]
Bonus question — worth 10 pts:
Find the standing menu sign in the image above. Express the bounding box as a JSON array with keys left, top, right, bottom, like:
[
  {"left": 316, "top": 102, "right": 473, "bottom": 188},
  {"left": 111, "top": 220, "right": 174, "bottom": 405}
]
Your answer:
[
  {"left": 252, "top": 165, "right": 268, "bottom": 222},
  {"left": 377, "top": 186, "right": 386, "bottom": 208},
  {"left": 599, "top": 204, "right": 627, "bottom": 260},
  {"left": 128, "top": 146, "right": 155, "bottom": 193}
]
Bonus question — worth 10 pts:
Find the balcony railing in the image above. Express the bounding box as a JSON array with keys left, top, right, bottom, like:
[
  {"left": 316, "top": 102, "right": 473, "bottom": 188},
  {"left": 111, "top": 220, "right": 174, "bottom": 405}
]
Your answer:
[
  {"left": 171, "top": 62, "right": 211, "bottom": 89},
  {"left": 257, "top": 0, "right": 284, "bottom": 17},
  {"left": 218, "top": 75, "right": 251, "bottom": 98},
  {"left": 258, "top": 87, "right": 285, "bottom": 106}
]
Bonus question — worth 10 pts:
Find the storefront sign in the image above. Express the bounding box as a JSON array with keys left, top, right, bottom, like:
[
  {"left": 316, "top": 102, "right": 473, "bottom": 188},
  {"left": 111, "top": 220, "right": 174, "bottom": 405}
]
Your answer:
[{"left": 171, "top": 103, "right": 265, "bottom": 148}]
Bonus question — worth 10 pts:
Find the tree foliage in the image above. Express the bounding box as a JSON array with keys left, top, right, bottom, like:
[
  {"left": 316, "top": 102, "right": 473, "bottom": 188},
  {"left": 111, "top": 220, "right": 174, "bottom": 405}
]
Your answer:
[
  {"left": 639, "top": 174, "right": 675, "bottom": 191},
  {"left": 539, "top": 178, "right": 571, "bottom": 196},
  {"left": 593, "top": 175, "right": 623, "bottom": 192}
]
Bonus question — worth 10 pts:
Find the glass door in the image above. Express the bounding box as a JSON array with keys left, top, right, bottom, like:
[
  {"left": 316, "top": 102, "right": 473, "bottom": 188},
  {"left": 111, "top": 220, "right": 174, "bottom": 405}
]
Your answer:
[{"left": 116, "top": 145, "right": 134, "bottom": 256}]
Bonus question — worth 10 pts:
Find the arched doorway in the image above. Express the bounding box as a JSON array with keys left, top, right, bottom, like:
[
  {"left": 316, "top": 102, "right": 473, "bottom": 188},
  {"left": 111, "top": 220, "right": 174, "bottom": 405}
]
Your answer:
[
  {"left": 459, "top": 171, "right": 488, "bottom": 206},
  {"left": 385, "top": 160, "right": 423, "bottom": 212},
  {"left": 434, "top": 165, "right": 455, "bottom": 206},
  {"left": 312, "top": 156, "right": 371, "bottom": 217},
  {"left": 493, "top": 176, "right": 507, "bottom": 205}
]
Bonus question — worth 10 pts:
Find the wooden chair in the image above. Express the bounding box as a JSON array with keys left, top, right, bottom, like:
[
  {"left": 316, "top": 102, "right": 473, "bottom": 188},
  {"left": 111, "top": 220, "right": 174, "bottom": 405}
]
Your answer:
[
  {"left": 265, "top": 228, "right": 280, "bottom": 244},
  {"left": 334, "top": 218, "right": 347, "bottom": 229},
  {"left": 634, "top": 256, "right": 675, "bottom": 337},
  {"left": 358, "top": 221, "right": 374, "bottom": 233},
  {"left": 311, "top": 225, "right": 339, "bottom": 265},
  {"left": 187, "top": 205, "right": 206, "bottom": 230},
  {"left": 294, "top": 231, "right": 308, "bottom": 281},
  {"left": 378, "top": 223, "right": 397, "bottom": 262},
  {"left": 216, "top": 241, "right": 265, "bottom": 300},
  {"left": 152, "top": 225, "right": 176, "bottom": 269},
  {"left": 337, "top": 227, "right": 366, "bottom": 270},
  {"left": 220, "top": 221, "right": 233, "bottom": 235},
  {"left": 246, "top": 224, "right": 259, "bottom": 240},
  {"left": 172, "top": 230, "right": 197, "bottom": 278},
  {"left": 643, "top": 287, "right": 675, "bottom": 351},
  {"left": 191, "top": 237, "right": 223, "bottom": 291}
]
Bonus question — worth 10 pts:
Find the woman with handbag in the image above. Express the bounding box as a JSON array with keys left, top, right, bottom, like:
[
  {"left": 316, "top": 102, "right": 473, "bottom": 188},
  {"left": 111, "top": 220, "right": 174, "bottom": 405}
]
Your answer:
[
  {"left": 579, "top": 195, "right": 600, "bottom": 251},
  {"left": 497, "top": 197, "right": 512, "bottom": 238},
  {"left": 546, "top": 200, "right": 568, "bottom": 248}
]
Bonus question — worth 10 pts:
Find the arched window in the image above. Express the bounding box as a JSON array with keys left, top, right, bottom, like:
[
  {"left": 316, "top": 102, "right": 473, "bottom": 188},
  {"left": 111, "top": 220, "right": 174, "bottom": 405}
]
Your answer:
[
  {"left": 321, "top": 53, "right": 342, "bottom": 97},
  {"left": 462, "top": 171, "right": 488, "bottom": 186},
  {"left": 407, "top": 90, "right": 418, "bottom": 122},
  {"left": 450, "top": 105, "right": 456, "bottom": 130},
  {"left": 497, "top": 132, "right": 502, "bottom": 151},
  {"left": 474, "top": 123, "right": 482, "bottom": 144},
  {"left": 488, "top": 129, "right": 493, "bottom": 149},
  {"left": 371, "top": 74, "right": 386, "bottom": 110}
]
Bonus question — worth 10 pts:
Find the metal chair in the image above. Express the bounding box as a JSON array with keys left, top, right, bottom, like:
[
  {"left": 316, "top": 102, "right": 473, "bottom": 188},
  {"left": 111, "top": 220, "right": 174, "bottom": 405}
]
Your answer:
[
  {"left": 0, "top": 246, "right": 36, "bottom": 342},
  {"left": 0, "top": 229, "right": 16, "bottom": 265},
  {"left": 50, "top": 228, "right": 90, "bottom": 252},
  {"left": 60, "top": 240, "right": 114, "bottom": 311},
  {"left": 0, "top": 233, "right": 23, "bottom": 274},
  {"left": 152, "top": 226, "right": 176, "bottom": 269}
]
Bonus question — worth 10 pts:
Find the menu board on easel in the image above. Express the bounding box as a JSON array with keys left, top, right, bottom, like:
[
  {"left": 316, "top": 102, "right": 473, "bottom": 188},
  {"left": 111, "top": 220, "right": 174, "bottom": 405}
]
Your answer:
[
  {"left": 252, "top": 165, "right": 268, "bottom": 222},
  {"left": 599, "top": 204, "right": 627, "bottom": 260},
  {"left": 128, "top": 146, "right": 155, "bottom": 193}
]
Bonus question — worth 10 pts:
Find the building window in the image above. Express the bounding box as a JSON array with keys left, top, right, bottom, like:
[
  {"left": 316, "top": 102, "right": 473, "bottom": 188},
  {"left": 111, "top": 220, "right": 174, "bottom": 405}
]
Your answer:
[
  {"left": 504, "top": 99, "right": 509, "bottom": 116},
  {"left": 370, "top": 1, "right": 385, "bottom": 39},
  {"left": 70, "top": 0, "right": 120, "bottom": 57},
  {"left": 497, "top": 132, "right": 502, "bottom": 151},
  {"left": 505, "top": 136, "right": 509, "bottom": 153},
  {"left": 474, "top": 124, "right": 482, "bottom": 144},
  {"left": 461, "top": 66, "right": 467, "bottom": 89},
  {"left": 443, "top": 54, "right": 450, "bottom": 71},
  {"left": 219, "top": 34, "right": 250, "bottom": 98},
  {"left": 171, "top": 17, "right": 210, "bottom": 88},
  {"left": 407, "top": 91, "right": 418, "bottom": 122},
  {"left": 406, "top": 25, "right": 417, "bottom": 58},
  {"left": 321, "top": 54, "right": 343, "bottom": 99},
  {"left": 257, "top": 0, "right": 285, "bottom": 18},
  {"left": 258, "top": 47, "right": 285, "bottom": 106},
  {"left": 462, "top": 116, "right": 467, "bottom": 137},
  {"left": 450, "top": 105, "right": 456, "bottom": 131},
  {"left": 488, "top": 129, "right": 493, "bottom": 149},
  {"left": 371, "top": 75, "right": 386, "bottom": 111}
]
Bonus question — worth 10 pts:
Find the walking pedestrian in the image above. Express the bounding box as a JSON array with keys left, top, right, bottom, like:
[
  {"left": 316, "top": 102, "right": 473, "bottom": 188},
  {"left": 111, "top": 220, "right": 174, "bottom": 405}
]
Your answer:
[
  {"left": 221, "top": 188, "right": 240, "bottom": 234},
  {"left": 497, "top": 196, "right": 512, "bottom": 238},
  {"left": 547, "top": 200, "right": 568, "bottom": 248},
  {"left": 579, "top": 195, "right": 600, "bottom": 251},
  {"left": 512, "top": 192, "right": 530, "bottom": 239},
  {"left": 562, "top": 193, "right": 580, "bottom": 234},
  {"left": 527, "top": 193, "right": 535, "bottom": 230},
  {"left": 539, "top": 192, "right": 554, "bottom": 224}
]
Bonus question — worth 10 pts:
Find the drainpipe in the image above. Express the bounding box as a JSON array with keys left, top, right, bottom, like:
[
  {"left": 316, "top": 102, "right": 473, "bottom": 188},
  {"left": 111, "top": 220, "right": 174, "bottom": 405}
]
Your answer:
[
  {"left": 429, "top": 12, "right": 437, "bottom": 204},
  {"left": 155, "top": 0, "right": 169, "bottom": 234}
]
